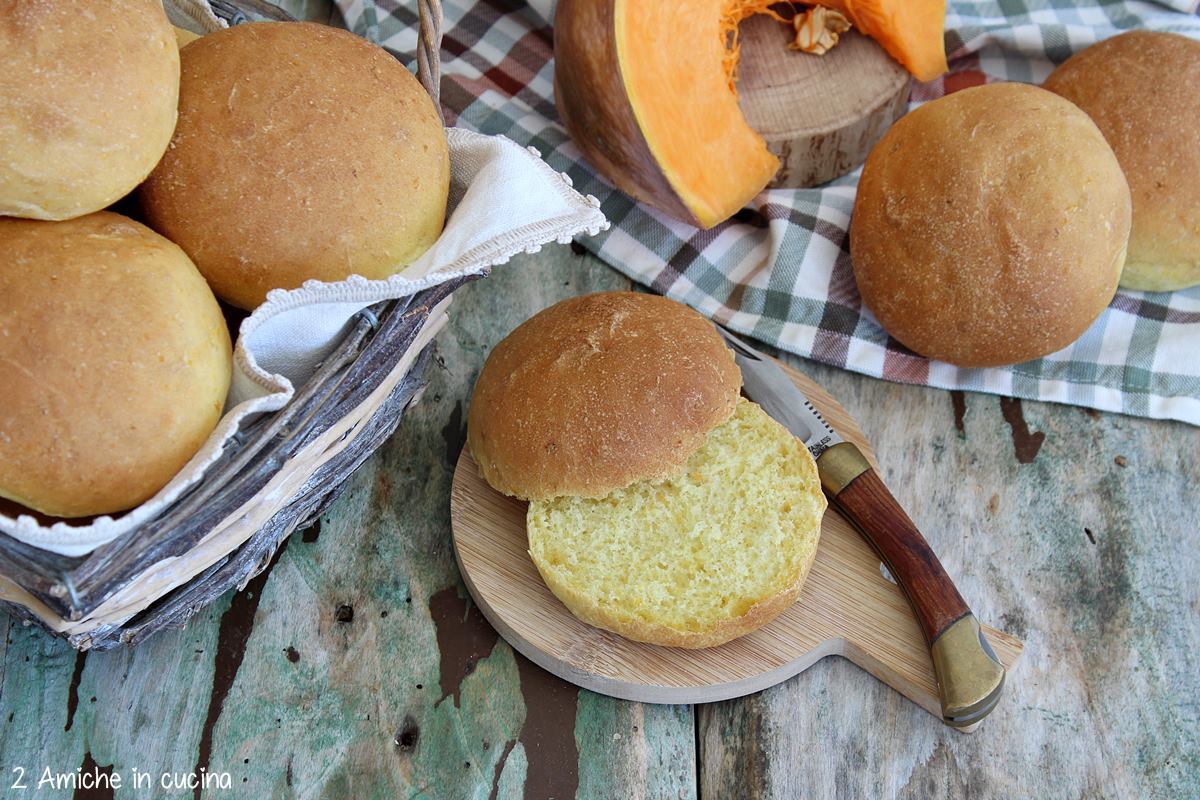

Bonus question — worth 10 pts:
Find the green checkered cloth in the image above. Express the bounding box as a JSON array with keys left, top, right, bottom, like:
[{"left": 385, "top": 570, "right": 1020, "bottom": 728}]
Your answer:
[{"left": 338, "top": 0, "right": 1200, "bottom": 425}]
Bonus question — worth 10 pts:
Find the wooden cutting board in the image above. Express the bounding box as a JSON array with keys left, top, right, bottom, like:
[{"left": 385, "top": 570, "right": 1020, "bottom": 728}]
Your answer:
[
  {"left": 450, "top": 361, "right": 1024, "bottom": 727},
  {"left": 736, "top": 14, "right": 911, "bottom": 188}
]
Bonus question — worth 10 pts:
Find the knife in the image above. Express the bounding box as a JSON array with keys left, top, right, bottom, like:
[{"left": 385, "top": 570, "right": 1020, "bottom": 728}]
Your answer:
[{"left": 716, "top": 325, "right": 1006, "bottom": 727}]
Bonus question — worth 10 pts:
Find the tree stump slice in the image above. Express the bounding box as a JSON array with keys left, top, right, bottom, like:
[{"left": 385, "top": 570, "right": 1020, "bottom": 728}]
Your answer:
[{"left": 737, "top": 15, "right": 912, "bottom": 188}]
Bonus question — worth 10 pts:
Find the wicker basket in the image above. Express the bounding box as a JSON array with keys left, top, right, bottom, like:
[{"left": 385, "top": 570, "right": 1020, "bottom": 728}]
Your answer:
[{"left": 0, "top": 0, "right": 466, "bottom": 650}]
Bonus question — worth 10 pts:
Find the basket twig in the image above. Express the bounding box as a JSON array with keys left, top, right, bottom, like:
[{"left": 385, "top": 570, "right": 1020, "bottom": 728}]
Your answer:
[{"left": 417, "top": 0, "right": 444, "bottom": 122}]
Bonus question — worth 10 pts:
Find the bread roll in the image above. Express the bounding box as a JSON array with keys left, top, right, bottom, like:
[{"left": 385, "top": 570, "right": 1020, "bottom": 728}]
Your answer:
[
  {"left": 1044, "top": 31, "right": 1200, "bottom": 291},
  {"left": 0, "top": 0, "right": 179, "bottom": 221},
  {"left": 140, "top": 22, "right": 449, "bottom": 310},
  {"left": 851, "top": 83, "right": 1131, "bottom": 367},
  {"left": 0, "top": 212, "right": 232, "bottom": 518},
  {"left": 528, "top": 399, "right": 826, "bottom": 649},
  {"left": 470, "top": 292, "right": 827, "bottom": 648},
  {"left": 467, "top": 292, "right": 742, "bottom": 501}
]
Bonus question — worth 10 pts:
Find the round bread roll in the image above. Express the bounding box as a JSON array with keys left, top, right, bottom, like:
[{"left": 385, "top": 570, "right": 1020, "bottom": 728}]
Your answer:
[
  {"left": 851, "top": 83, "right": 1131, "bottom": 367},
  {"left": 140, "top": 22, "right": 450, "bottom": 310},
  {"left": 467, "top": 292, "right": 742, "bottom": 501},
  {"left": 0, "top": 0, "right": 179, "bottom": 221},
  {"left": 1044, "top": 31, "right": 1200, "bottom": 292},
  {"left": 0, "top": 212, "right": 232, "bottom": 518},
  {"left": 528, "top": 398, "right": 826, "bottom": 648}
]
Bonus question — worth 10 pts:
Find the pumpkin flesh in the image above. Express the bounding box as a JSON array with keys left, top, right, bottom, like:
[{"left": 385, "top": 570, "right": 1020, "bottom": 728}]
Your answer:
[
  {"left": 819, "top": 0, "right": 948, "bottom": 81},
  {"left": 615, "top": 0, "right": 778, "bottom": 228}
]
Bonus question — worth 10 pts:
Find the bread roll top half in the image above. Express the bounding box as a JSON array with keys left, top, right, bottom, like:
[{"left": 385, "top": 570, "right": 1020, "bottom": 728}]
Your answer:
[{"left": 467, "top": 292, "right": 742, "bottom": 501}]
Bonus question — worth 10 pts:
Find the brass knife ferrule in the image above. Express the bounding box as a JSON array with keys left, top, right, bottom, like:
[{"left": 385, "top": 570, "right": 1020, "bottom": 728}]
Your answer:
[{"left": 815, "top": 441, "right": 871, "bottom": 495}]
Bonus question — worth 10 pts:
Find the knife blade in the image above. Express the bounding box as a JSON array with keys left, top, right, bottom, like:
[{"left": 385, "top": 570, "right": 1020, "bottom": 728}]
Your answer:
[
  {"left": 715, "top": 324, "right": 1007, "bottom": 728},
  {"left": 715, "top": 327, "right": 843, "bottom": 460}
]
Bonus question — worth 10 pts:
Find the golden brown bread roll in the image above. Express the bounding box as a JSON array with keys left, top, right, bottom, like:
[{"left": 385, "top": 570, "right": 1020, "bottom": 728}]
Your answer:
[
  {"left": 141, "top": 22, "right": 449, "bottom": 310},
  {"left": 0, "top": 212, "right": 232, "bottom": 518},
  {"left": 0, "top": 0, "right": 179, "bottom": 221},
  {"left": 1044, "top": 31, "right": 1200, "bottom": 292},
  {"left": 467, "top": 292, "right": 742, "bottom": 501},
  {"left": 850, "top": 83, "right": 1131, "bottom": 367},
  {"left": 467, "top": 292, "right": 826, "bottom": 648}
]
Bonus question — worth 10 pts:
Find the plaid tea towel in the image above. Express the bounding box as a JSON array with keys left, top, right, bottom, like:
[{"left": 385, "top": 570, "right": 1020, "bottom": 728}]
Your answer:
[{"left": 337, "top": 0, "right": 1200, "bottom": 426}]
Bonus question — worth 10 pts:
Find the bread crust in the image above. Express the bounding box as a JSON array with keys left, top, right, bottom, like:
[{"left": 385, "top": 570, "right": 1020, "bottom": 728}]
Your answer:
[
  {"left": 0, "top": 212, "right": 232, "bottom": 518},
  {"left": 140, "top": 22, "right": 449, "bottom": 310},
  {"left": 1044, "top": 31, "right": 1200, "bottom": 291},
  {"left": 850, "top": 82, "right": 1130, "bottom": 367},
  {"left": 0, "top": 0, "right": 179, "bottom": 220},
  {"left": 533, "top": 538, "right": 818, "bottom": 649},
  {"left": 467, "top": 292, "right": 742, "bottom": 500}
]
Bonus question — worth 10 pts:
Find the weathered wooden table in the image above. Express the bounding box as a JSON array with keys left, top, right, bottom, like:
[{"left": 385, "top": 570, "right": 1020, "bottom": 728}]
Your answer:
[
  {"left": 2, "top": 241, "right": 1197, "bottom": 799},
  {"left": 3, "top": 2, "right": 1199, "bottom": 794}
]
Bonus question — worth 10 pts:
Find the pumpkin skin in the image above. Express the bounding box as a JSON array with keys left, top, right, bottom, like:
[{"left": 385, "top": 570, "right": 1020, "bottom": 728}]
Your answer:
[{"left": 553, "top": 0, "right": 947, "bottom": 229}]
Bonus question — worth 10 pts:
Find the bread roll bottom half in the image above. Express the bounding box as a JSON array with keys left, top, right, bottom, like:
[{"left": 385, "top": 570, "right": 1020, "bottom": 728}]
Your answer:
[{"left": 527, "top": 399, "right": 827, "bottom": 649}]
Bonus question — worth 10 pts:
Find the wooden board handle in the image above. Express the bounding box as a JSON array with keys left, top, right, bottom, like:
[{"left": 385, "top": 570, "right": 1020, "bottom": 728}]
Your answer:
[{"left": 827, "top": 453, "right": 1007, "bottom": 726}]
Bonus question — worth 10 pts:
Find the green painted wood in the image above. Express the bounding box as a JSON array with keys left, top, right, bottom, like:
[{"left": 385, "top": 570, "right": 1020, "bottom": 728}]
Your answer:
[
  {"left": 2, "top": 8, "right": 1199, "bottom": 795},
  {"left": 0, "top": 246, "right": 699, "bottom": 800},
  {"left": 2, "top": 240, "right": 1199, "bottom": 797},
  {"left": 188, "top": 245, "right": 696, "bottom": 800},
  {"left": 1, "top": 607, "right": 225, "bottom": 797}
]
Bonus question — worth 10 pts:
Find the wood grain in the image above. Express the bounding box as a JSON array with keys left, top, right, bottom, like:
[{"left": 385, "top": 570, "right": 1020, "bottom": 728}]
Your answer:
[
  {"left": 2, "top": 239, "right": 1199, "bottom": 799},
  {"left": 737, "top": 16, "right": 911, "bottom": 188},
  {"left": 450, "top": 362, "right": 1022, "bottom": 720},
  {"left": 699, "top": 361, "right": 1200, "bottom": 800}
]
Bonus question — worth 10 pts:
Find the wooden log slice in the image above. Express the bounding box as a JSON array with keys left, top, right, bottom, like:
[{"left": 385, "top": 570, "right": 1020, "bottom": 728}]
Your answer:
[{"left": 737, "top": 15, "right": 912, "bottom": 188}]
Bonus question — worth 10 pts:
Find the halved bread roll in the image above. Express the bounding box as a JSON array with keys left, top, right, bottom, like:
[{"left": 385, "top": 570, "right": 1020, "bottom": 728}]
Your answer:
[{"left": 468, "top": 292, "right": 826, "bottom": 648}]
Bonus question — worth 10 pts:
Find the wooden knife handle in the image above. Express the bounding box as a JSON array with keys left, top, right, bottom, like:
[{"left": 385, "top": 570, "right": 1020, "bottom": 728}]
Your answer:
[
  {"left": 817, "top": 442, "right": 1006, "bottom": 726},
  {"left": 833, "top": 468, "right": 970, "bottom": 644}
]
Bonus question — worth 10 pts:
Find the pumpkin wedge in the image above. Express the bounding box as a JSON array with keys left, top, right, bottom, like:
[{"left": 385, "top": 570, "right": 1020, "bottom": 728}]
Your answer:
[
  {"left": 554, "top": 0, "right": 947, "bottom": 229},
  {"left": 555, "top": 0, "right": 778, "bottom": 228},
  {"left": 820, "top": 0, "right": 948, "bottom": 81}
]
